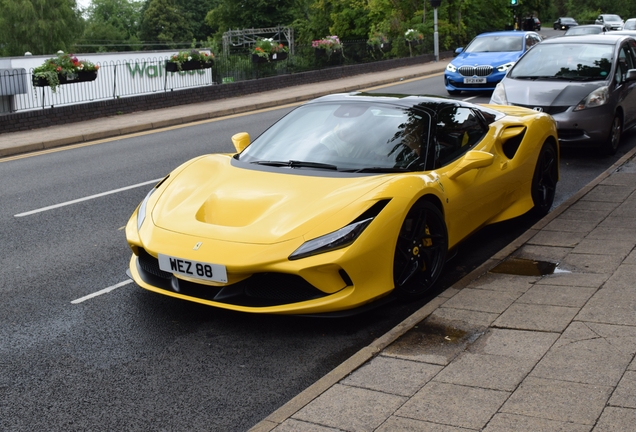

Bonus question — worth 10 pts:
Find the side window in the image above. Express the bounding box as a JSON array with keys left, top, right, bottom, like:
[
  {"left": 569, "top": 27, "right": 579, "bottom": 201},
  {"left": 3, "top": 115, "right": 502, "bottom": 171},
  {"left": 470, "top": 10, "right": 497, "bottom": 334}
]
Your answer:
[
  {"left": 435, "top": 107, "right": 487, "bottom": 167},
  {"left": 616, "top": 46, "right": 634, "bottom": 84},
  {"left": 629, "top": 41, "right": 636, "bottom": 68}
]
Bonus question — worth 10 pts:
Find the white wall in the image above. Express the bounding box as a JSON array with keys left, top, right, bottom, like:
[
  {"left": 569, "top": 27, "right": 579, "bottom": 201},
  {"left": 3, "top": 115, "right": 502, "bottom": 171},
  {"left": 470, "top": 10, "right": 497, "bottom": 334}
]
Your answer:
[{"left": 4, "top": 50, "right": 215, "bottom": 112}]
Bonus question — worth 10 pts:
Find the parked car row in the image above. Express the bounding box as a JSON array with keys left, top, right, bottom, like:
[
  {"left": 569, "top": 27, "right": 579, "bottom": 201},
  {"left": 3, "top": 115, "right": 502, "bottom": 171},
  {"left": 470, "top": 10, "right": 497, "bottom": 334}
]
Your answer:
[
  {"left": 490, "top": 34, "right": 636, "bottom": 155},
  {"left": 122, "top": 16, "right": 634, "bottom": 316},
  {"left": 444, "top": 27, "right": 636, "bottom": 156},
  {"left": 554, "top": 15, "right": 634, "bottom": 32}
]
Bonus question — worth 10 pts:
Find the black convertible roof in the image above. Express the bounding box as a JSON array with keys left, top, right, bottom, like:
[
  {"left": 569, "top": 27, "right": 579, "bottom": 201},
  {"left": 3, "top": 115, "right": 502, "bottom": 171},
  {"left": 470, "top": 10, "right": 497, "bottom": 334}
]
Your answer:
[{"left": 308, "top": 92, "right": 469, "bottom": 112}]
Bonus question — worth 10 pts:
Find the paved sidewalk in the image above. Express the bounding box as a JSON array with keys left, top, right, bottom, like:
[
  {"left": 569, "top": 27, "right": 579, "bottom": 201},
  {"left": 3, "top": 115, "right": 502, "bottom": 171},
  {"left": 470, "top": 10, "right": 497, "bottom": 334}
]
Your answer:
[
  {"left": 4, "top": 59, "right": 636, "bottom": 431},
  {"left": 251, "top": 147, "right": 636, "bottom": 431}
]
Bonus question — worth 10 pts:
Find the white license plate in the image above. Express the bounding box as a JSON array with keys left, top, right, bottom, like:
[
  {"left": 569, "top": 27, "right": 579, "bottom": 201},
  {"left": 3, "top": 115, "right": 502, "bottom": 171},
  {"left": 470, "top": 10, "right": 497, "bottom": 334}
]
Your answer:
[
  {"left": 158, "top": 254, "right": 228, "bottom": 283},
  {"left": 463, "top": 77, "right": 487, "bottom": 84}
]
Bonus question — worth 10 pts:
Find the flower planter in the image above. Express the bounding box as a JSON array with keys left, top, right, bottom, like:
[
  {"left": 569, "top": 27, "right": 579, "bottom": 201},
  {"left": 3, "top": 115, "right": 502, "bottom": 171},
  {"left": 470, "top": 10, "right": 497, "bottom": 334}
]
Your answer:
[
  {"left": 270, "top": 52, "right": 288, "bottom": 61},
  {"left": 405, "top": 39, "right": 423, "bottom": 47},
  {"left": 165, "top": 60, "right": 213, "bottom": 72},
  {"left": 368, "top": 42, "right": 392, "bottom": 53},
  {"left": 367, "top": 42, "right": 391, "bottom": 52},
  {"left": 32, "top": 70, "right": 98, "bottom": 87},
  {"left": 314, "top": 48, "right": 341, "bottom": 59},
  {"left": 252, "top": 52, "right": 288, "bottom": 64},
  {"left": 251, "top": 54, "right": 269, "bottom": 64}
]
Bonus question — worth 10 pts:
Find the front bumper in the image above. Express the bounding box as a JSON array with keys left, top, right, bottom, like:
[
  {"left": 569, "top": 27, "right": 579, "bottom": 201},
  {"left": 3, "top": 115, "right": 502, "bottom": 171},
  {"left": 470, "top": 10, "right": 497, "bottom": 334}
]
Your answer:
[
  {"left": 444, "top": 72, "right": 505, "bottom": 92},
  {"left": 552, "top": 107, "right": 614, "bottom": 147},
  {"left": 509, "top": 103, "right": 614, "bottom": 147},
  {"left": 129, "top": 249, "right": 396, "bottom": 315}
]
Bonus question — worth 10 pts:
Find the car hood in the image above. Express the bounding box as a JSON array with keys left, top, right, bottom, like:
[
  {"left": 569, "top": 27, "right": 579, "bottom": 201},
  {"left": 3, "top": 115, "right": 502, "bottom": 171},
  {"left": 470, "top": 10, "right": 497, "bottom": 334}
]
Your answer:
[
  {"left": 452, "top": 51, "right": 522, "bottom": 67},
  {"left": 503, "top": 78, "right": 605, "bottom": 106},
  {"left": 151, "top": 154, "right": 393, "bottom": 245}
]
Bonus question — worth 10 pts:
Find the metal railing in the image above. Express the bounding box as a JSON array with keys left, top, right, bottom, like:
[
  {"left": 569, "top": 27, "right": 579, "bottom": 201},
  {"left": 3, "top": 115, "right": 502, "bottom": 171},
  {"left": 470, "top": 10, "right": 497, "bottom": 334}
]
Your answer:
[{"left": 0, "top": 39, "right": 431, "bottom": 114}]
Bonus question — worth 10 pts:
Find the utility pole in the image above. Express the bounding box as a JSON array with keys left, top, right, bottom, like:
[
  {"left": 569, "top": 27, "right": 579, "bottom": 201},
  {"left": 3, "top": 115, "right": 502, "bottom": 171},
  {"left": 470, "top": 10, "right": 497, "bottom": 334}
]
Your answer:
[{"left": 430, "top": 0, "right": 442, "bottom": 61}]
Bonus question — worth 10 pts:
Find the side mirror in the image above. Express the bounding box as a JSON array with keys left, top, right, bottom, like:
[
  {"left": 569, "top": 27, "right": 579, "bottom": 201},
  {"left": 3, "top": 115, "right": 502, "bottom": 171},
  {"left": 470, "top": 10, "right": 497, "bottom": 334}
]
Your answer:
[
  {"left": 231, "top": 132, "right": 251, "bottom": 153},
  {"left": 626, "top": 69, "right": 636, "bottom": 82},
  {"left": 454, "top": 47, "right": 463, "bottom": 56},
  {"left": 446, "top": 150, "right": 494, "bottom": 180}
]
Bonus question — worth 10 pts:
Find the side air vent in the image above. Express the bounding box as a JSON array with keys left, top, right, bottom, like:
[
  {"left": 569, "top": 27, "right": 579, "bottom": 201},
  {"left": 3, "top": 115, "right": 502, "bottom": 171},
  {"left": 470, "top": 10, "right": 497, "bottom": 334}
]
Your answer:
[{"left": 501, "top": 126, "right": 526, "bottom": 159}]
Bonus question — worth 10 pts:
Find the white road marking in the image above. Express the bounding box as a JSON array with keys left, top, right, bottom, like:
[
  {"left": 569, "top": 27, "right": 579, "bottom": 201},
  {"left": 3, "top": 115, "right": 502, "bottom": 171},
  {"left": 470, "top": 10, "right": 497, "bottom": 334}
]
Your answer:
[
  {"left": 14, "top": 178, "right": 162, "bottom": 217},
  {"left": 71, "top": 279, "right": 134, "bottom": 304},
  {"left": 462, "top": 96, "right": 479, "bottom": 102}
]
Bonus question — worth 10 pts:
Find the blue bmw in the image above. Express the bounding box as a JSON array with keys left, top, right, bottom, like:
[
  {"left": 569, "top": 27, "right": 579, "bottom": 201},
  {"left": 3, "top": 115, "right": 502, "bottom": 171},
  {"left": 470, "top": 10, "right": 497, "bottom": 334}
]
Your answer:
[{"left": 444, "top": 31, "right": 542, "bottom": 95}]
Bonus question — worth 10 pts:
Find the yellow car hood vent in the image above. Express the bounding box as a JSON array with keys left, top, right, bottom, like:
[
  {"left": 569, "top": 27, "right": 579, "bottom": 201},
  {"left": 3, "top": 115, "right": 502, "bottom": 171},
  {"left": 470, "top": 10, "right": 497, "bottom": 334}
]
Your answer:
[{"left": 152, "top": 155, "right": 391, "bottom": 244}]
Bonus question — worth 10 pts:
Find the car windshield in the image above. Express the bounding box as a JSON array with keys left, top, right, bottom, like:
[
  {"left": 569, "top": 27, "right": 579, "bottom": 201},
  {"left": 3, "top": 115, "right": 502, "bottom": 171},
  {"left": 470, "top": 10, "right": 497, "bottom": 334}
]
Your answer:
[
  {"left": 238, "top": 102, "right": 432, "bottom": 172},
  {"left": 508, "top": 43, "right": 614, "bottom": 81},
  {"left": 604, "top": 15, "right": 622, "bottom": 23},
  {"left": 464, "top": 35, "right": 523, "bottom": 53},
  {"left": 561, "top": 18, "right": 576, "bottom": 23},
  {"left": 624, "top": 19, "right": 636, "bottom": 30},
  {"left": 565, "top": 26, "right": 603, "bottom": 35}
]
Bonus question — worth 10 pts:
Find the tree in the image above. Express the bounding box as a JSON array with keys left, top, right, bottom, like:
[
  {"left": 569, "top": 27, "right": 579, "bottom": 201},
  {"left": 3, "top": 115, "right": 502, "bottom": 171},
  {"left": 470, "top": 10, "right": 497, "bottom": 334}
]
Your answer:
[
  {"left": 175, "top": 0, "right": 217, "bottom": 41},
  {"left": 205, "top": 0, "right": 296, "bottom": 39},
  {"left": 139, "top": 0, "right": 193, "bottom": 49},
  {"left": 328, "top": 0, "right": 371, "bottom": 39},
  {"left": 0, "top": 0, "right": 84, "bottom": 56},
  {"left": 80, "top": 0, "right": 143, "bottom": 52}
]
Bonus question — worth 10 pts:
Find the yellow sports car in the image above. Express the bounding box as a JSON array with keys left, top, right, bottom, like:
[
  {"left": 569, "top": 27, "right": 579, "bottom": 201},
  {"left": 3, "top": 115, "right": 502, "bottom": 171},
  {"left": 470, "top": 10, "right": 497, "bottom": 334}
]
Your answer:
[{"left": 125, "top": 93, "right": 559, "bottom": 315}]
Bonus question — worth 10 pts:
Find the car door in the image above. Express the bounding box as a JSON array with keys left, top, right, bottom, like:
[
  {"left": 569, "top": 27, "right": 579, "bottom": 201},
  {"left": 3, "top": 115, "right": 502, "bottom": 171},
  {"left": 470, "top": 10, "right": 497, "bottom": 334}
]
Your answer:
[
  {"left": 615, "top": 40, "right": 636, "bottom": 130},
  {"left": 434, "top": 105, "right": 510, "bottom": 246}
]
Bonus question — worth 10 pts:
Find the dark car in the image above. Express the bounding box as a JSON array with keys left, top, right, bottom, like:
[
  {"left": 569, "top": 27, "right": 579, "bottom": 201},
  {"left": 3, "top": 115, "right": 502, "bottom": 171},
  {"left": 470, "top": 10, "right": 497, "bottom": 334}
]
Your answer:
[
  {"left": 490, "top": 34, "right": 636, "bottom": 155},
  {"left": 554, "top": 17, "right": 579, "bottom": 30},
  {"left": 564, "top": 24, "right": 606, "bottom": 35},
  {"left": 523, "top": 17, "right": 541, "bottom": 31}
]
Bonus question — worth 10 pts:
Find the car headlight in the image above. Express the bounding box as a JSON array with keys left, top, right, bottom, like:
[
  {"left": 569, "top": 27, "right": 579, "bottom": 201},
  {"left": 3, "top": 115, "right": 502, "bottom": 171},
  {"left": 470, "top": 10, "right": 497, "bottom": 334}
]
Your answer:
[
  {"left": 446, "top": 63, "right": 457, "bottom": 73},
  {"left": 289, "top": 218, "right": 373, "bottom": 260},
  {"left": 137, "top": 188, "right": 156, "bottom": 231},
  {"left": 574, "top": 86, "right": 609, "bottom": 111},
  {"left": 490, "top": 83, "right": 508, "bottom": 105},
  {"left": 496, "top": 62, "right": 515, "bottom": 73},
  {"left": 136, "top": 176, "right": 169, "bottom": 230}
]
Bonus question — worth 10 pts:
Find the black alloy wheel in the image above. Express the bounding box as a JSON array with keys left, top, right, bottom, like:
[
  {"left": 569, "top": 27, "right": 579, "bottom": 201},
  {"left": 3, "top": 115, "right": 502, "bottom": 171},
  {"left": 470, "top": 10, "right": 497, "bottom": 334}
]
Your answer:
[
  {"left": 601, "top": 113, "right": 622, "bottom": 156},
  {"left": 393, "top": 200, "right": 448, "bottom": 299},
  {"left": 530, "top": 141, "right": 558, "bottom": 217}
]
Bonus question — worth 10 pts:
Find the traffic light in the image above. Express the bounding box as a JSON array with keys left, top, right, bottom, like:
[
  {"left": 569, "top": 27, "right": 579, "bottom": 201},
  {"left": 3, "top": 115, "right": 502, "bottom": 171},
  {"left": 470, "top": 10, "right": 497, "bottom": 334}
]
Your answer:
[{"left": 510, "top": 0, "right": 518, "bottom": 5}]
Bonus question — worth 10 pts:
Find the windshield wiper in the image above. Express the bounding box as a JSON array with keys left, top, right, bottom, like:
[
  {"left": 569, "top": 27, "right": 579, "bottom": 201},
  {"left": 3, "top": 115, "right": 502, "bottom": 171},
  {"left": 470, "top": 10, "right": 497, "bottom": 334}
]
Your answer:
[
  {"left": 251, "top": 160, "right": 338, "bottom": 170},
  {"left": 512, "top": 75, "right": 559, "bottom": 80},
  {"left": 344, "top": 167, "right": 411, "bottom": 173},
  {"left": 566, "top": 76, "right": 604, "bottom": 81}
]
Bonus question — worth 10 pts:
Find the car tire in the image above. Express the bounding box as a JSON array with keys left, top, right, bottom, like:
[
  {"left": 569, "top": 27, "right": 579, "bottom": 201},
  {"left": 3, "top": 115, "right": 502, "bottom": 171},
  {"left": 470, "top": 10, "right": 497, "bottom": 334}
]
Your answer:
[
  {"left": 530, "top": 141, "right": 558, "bottom": 217},
  {"left": 447, "top": 90, "right": 461, "bottom": 96},
  {"left": 600, "top": 113, "right": 622, "bottom": 156},
  {"left": 393, "top": 200, "right": 448, "bottom": 300}
]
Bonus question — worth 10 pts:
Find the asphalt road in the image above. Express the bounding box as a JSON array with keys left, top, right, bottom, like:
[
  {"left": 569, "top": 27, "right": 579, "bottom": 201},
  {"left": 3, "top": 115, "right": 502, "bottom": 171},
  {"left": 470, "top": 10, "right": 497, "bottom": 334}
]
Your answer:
[{"left": 1, "top": 73, "right": 635, "bottom": 431}]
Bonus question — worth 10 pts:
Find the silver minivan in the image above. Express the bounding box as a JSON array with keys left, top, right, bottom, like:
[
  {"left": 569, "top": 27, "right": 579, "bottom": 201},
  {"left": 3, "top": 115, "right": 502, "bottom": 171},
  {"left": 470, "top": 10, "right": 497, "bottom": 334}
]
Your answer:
[{"left": 490, "top": 34, "right": 636, "bottom": 154}]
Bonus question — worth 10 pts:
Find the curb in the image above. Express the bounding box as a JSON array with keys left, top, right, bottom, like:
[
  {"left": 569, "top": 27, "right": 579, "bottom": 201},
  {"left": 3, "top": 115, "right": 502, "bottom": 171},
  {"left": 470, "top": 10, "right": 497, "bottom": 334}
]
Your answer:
[{"left": 249, "top": 144, "right": 636, "bottom": 431}]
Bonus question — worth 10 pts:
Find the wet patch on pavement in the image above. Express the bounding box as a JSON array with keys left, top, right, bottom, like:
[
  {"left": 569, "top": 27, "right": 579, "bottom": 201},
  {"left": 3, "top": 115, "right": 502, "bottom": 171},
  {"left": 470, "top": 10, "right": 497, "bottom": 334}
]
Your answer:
[
  {"left": 383, "top": 316, "right": 485, "bottom": 366},
  {"left": 489, "top": 257, "right": 560, "bottom": 276}
]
